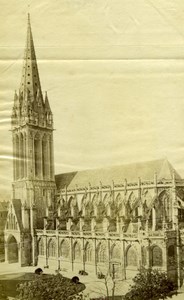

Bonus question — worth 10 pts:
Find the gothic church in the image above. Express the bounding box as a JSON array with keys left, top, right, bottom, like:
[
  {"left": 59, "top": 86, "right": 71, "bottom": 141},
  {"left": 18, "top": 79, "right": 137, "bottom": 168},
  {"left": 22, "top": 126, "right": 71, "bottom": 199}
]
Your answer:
[{"left": 4, "top": 15, "right": 184, "bottom": 286}]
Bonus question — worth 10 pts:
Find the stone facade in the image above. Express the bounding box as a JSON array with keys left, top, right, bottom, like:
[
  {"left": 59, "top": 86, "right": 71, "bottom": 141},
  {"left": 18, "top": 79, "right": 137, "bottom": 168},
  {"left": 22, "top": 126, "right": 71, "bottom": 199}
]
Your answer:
[
  {"left": 0, "top": 201, "right": 8, "bottom": 261},
  {"left": 36, "top": 177, "right": 184, "bottom": 286},
  {"left": 3, "top": 14, "right": 184, "bottom": 287}
]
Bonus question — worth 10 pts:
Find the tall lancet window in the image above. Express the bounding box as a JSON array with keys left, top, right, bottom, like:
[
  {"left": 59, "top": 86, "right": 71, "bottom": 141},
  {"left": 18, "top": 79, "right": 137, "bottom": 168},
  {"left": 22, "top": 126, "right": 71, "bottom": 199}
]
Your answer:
[
  {"left": 42, "top": 136, "right": 47, "bottom": 179},
  {"left": 49, "top": 138, "right": 53, "bottom": 179},
  {"left": 15, "top": 135, "right": 19, "bottom": 179},
  {"left": 20, "top": 133, "right": 24, "bottom": 178},
  {"left": 34, "top": 134, "right": 40, "bottom": 178}
]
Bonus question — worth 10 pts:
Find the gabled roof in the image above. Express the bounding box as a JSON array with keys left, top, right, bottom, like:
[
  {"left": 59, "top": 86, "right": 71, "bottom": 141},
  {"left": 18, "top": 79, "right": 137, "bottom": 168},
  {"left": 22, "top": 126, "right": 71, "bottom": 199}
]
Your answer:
[
  {"left": 55, "top": 171, "right": 78, "bottom": 190},
  {"left": 55, "top": 158, "right": 180, "bottom": 190},
  {"left": 12, "top": 199, "right": 22, "bottom": 230},
  {"left": 5, "top": 199, "right": 23, "bottom": 231}
]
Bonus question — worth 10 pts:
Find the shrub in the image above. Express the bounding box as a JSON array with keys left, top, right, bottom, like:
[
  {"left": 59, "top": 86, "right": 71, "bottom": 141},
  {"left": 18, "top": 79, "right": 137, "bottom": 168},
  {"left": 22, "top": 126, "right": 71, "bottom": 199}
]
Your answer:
[
  {"left": 71, "top": 276, "right": 80, "bottom": 283},
  {"left": 34, "top": 268, "right": 43, "bottom": 275},
  {"left": 124, "top": 267, "right": 177, "bottom": 300},
  {"left": 97, "top": 272, "right": 105, "bottom": 279},
  {"left": 0, "top": 283, "right": 8, "bottom": 300},
  {"left": 79, "top": 270, "right": 88, "bottom": 276},
  {"left": 16, "top": 273, "right": 85, "bottom": 300}
]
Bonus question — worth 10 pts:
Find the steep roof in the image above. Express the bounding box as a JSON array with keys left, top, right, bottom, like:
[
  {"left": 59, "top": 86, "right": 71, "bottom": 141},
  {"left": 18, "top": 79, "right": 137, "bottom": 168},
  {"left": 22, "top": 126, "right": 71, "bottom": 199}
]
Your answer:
[
  {"left": 55, "top": 158, "right": 180, "bottom": 190},
  {"left": 12, "top": 199, "right": 22, "bottom": 230}
]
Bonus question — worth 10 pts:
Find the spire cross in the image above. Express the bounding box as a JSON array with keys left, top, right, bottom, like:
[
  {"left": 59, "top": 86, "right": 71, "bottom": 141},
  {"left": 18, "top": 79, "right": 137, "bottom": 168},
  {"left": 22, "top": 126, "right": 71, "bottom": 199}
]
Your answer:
[{"left": 27, "top": 0, "right": 31, "bottom": 24}]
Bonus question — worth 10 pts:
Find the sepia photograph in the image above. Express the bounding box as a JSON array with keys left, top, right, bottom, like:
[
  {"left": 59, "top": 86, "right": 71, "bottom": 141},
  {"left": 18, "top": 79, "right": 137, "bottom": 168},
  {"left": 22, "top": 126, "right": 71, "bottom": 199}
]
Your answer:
[{"left": 1, "top": 0, "right": 184, "bottom": 299}]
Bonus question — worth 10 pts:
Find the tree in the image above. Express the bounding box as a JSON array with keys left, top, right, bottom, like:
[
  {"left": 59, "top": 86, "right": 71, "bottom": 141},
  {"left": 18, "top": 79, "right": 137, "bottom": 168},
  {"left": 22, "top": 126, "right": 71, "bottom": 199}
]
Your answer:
[
  {"left": 96, "top": 266, "right": 118, "bottom": 300},
  {"left": 124, "top": 268, "right": 177, "bottom": 300}
]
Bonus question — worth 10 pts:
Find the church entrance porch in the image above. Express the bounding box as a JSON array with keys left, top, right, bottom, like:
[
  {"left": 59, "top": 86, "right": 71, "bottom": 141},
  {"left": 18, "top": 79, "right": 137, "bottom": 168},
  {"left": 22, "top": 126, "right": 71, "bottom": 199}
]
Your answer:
[{"left": 7, "top": 235, "right": 19, "bottom": 263}]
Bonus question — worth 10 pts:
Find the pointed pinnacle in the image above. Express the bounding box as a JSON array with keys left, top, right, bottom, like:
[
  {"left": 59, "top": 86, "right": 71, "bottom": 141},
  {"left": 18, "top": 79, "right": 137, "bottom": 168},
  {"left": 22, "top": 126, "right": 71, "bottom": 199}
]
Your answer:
[
  {"left": 45, "top": 91, "right": 51, "bottom": 111},
  {"left": 28, "top": 13, "right": 31, "bottom": 26},
  {"left": 14, "top": 90, "right": 18, "bottom": 101}
]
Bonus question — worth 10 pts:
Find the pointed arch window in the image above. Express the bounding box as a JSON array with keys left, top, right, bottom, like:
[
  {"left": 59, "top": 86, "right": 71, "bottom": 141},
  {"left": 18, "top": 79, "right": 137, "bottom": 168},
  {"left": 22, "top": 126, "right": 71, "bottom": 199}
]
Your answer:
[
  {"left": 38, "top": 239, "right": 45, "bottom": 256},
  {"left": 48, "top": 239, "right": 56, "bottom": 258},
  {"left": 7, "top": 213, "right": 17, "bottom": 230},
  {"left": 59, "top": 240, "right": 70, "bottom": 259},
  {"left": 73, "top": 242, "right": 81, "bottom": 261},
  {"left": 111, "top": 244, "right": 121, "bottom": 261},
  {"left": 97, "top": 243, "right": 107, "bottom": 263},
  {"left": 34, "top": 134, "right": 41, "bottom": 177},
  {"left": 19, "top": 133, "right": 24, "bottom": 179},
  {"left": 42, "top": 136, "right": 47, "bottom": 179},
  {"left": 126, "top": 246, "right": 137, "bottom": 267},
  {"left": 152, "top": 246, "right": 162, "bottom": 267},
  {"left": 85, "top": 243, "right": 93, "bottom": 262}
]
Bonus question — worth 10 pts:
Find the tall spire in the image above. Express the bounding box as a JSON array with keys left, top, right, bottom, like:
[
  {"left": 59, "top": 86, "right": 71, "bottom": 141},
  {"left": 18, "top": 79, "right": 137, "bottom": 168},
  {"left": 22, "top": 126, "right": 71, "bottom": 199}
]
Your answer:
[
  {"left": 20, "top": 14, "right": 43, "bottom": 102},
  {"left": 12, "top": 15, "right": 52, "bottom": 129}
]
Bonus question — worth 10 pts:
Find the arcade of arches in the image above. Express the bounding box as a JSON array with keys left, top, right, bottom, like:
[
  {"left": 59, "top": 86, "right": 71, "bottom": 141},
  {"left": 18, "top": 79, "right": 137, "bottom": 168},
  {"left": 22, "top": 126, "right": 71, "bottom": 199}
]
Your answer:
[{"left": 37, "top": 237, "right": 164, "bottom": 278}]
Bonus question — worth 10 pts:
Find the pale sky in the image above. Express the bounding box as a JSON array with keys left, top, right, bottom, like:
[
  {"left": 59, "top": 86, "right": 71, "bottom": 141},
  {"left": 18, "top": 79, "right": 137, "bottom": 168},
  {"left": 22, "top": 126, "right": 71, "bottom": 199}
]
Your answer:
[{"left": 1, "top": 0, "right": 184, "bottom": 200}]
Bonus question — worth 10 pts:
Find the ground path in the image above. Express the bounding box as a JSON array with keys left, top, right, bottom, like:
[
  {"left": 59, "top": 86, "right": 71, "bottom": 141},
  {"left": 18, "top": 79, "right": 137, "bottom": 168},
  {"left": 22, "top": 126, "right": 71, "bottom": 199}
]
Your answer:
[{"left": 0, "top": 262, "right": 184, "bottom": 299}]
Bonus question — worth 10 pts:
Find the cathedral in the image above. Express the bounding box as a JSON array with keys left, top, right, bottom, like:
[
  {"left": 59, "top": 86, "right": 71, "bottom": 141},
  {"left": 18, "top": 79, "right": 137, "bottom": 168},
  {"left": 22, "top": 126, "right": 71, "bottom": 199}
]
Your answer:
[{"left": 3, "top": 15, "right": 184, "bottom": 287}]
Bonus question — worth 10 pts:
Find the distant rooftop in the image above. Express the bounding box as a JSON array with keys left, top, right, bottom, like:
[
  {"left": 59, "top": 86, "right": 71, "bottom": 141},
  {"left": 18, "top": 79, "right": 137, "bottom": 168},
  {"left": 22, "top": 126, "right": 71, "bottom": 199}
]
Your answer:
[
  {"left": 55, "top": 158, "right": 180, "bottom": 190},
  {"left": 0, "top": 201, "right": 8, "bottom": 211}
]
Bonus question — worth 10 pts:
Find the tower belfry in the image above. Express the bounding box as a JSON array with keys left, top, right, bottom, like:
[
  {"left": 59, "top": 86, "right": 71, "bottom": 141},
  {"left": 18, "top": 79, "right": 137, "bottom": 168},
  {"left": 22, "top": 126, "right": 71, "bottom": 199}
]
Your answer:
[{"left": 11, "top": 14, "right": 56, "bottom": 226}]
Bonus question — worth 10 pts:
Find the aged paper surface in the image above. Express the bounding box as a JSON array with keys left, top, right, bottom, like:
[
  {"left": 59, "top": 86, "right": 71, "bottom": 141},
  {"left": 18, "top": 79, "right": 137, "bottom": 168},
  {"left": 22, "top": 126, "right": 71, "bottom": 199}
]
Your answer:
[
  {"left": 1, "top": 0, "right": 184, "bottom": 298},
  {"left": 1, "top": 0, "right": 184, "bottom": 198}
]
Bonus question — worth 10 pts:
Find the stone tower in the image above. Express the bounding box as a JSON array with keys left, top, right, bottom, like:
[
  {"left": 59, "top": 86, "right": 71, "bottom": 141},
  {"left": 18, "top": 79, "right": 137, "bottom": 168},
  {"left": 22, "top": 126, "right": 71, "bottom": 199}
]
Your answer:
[
  {"left": 11, "top": 14, "right": 56, "bottom": 229},
  {"left": 4, "top": 15, "right": 56, "bottom": 266}
]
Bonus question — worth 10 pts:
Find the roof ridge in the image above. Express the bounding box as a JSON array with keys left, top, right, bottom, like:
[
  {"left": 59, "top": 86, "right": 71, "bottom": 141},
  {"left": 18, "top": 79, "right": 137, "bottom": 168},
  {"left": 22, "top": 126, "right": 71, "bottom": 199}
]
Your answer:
[
  {"left": 55, "top": 158, "right": 169, "bottom": 175},
  {"left": 55, "top": 158, "right": 181, "bottom": 190}
]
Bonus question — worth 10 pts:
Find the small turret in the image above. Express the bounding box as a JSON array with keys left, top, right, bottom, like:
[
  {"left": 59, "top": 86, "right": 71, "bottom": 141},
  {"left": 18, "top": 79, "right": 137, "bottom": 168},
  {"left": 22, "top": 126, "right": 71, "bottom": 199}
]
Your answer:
[{"left": 44, "top": 92, "right": 53, "bottom": 127}]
